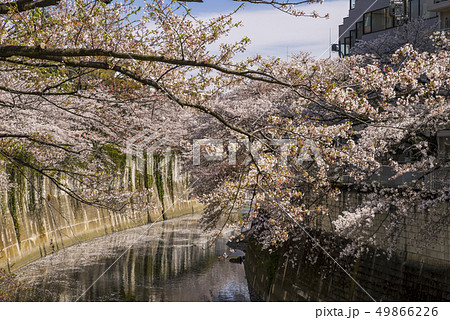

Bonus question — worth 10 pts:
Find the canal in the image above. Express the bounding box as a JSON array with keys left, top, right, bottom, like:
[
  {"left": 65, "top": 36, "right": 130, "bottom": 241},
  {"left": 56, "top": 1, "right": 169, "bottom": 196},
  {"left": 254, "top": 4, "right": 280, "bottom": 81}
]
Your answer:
[{"left": 14, "top": 214, "right": 251, "bottom": 302}]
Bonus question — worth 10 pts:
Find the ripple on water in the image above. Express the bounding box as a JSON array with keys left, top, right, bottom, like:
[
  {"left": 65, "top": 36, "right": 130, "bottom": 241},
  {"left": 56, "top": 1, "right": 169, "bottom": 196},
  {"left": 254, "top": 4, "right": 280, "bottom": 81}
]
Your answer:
[{"left": 15, "top": 215, "right": 251, "bottom": 302}]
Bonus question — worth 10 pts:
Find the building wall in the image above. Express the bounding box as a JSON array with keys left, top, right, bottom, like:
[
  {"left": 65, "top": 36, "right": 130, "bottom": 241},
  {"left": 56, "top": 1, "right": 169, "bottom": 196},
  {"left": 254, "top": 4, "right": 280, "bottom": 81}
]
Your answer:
[
  {"left": 338, "top": 0, "right": 440, "bottom": 56},
  {"left": 438, "top": 9, "right": 450, "bottom": 29},
  {"left": 428, "top": 0, "right": 450, "bottom": 28},
  {"left": 0, "top": 154, "right": 201, "bottom": 272}
]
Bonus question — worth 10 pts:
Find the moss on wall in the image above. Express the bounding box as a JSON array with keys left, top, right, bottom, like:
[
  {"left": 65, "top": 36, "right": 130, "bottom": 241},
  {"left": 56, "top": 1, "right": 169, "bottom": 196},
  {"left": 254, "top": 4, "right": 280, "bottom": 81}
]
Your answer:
[
  {"left": 144, "top": 153, "right": 151, "bottom": 190},
  {"left": 0, "top": 153, "right": 199, "bottom": 271},
  {"left": 27, "top": 170, "right": 36, "bottom": 213},
  {"left": 6, "top": 168, "right": 20, "bottom": 245},
  {"left": 259, "top": 245, "right": 280, "bottom": 286},
  {"left": 135, "top": 171, "right": 143, "bottom": 191},
  {"left": 1, "top": 192, "right": 7, "bottom": 216},
  {"left": 167, "top": 155, "right": 174, "bottom": 203},
  {"left": 17, "top": 169, "right": 25, "bottom": 215},
  {"left": 102, "top": 144, "right": 127, "bottom": 171}
]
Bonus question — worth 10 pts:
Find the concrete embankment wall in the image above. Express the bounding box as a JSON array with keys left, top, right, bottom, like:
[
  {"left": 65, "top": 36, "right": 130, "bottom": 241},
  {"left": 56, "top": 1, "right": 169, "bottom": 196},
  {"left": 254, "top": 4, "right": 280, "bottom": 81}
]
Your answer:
[
  {"left": 0, "top": 153, "right": 201, "bottom": 272},
  {"left": 245, "top": 190, "right": 449, "bottom": 301}
]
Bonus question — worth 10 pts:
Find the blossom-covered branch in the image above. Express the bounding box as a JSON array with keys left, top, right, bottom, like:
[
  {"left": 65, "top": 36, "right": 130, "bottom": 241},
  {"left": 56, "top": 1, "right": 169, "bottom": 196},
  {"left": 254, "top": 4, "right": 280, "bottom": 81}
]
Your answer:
[{"left": 0, "top": 0, "right": 59, "bottom": 14}]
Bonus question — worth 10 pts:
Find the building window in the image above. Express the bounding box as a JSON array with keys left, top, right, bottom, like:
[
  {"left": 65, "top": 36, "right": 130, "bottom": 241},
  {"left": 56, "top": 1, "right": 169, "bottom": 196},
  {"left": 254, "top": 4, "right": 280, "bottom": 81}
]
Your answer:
[
  {"left": 386, "top": 8, "right": 394, "bottom": 28},
  {"left": 339, "top": 41, "right": 345, "bottom": 57},
  {"left": 350, "top": 0, "right": 356, "bottom": 9},
  {"left": 364, "top": 12, "right": 371, "bottom": 34},
  {"left": 372, "top": 9, "right": 384, "bottom": 32},
  {"left": 362, "top": 8, "right": 394, "bottom": 34},
  {"left": 371, "top": 8, "right": 393, "bottom": 32},
  {"left": 356, "top": 21, "right": 363, "bottom": 40},
  {"left": 344, "top": 37, "right": 350, "bottom": 56}
]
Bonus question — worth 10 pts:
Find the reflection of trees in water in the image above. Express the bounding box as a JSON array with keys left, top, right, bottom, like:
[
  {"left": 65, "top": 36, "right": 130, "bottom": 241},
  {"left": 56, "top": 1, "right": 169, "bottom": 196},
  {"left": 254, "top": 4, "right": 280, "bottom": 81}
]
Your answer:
[{"left": 14, "top": 216, "right": 249, "bottom": 301}]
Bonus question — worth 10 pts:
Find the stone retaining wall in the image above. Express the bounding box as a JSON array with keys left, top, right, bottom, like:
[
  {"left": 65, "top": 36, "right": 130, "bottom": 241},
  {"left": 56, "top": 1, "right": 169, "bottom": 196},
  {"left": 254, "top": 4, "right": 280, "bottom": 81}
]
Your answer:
[
  {"left": 0, "top": 153, "right": 201, "bottom": 272},
  {"left": 244, "top": 190, "right": 449, "bottom": 301}
]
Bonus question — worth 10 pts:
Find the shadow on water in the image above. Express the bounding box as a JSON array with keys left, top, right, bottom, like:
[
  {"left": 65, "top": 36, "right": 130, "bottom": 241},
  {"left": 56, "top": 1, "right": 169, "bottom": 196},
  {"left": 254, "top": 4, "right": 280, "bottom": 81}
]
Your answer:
[{"left": 14, "top": 215, "right": 251, "bottom": 302}]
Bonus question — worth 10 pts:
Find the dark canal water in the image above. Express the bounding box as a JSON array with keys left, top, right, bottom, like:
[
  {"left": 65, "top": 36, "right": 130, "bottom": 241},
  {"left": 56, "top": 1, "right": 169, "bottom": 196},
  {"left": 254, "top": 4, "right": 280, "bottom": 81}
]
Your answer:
[{"left": 15, "top": 215, "right": 251, "bottom": 302}]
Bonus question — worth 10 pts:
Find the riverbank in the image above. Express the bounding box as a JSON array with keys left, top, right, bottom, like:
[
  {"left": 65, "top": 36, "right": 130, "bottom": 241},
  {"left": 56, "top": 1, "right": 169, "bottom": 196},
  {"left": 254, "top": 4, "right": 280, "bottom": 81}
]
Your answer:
[
  {"left": 242, "top": 189, "right": 449, "bottom": 301},
  {"left": 1, "top": 200, "right": 202, "bottom": 273}
]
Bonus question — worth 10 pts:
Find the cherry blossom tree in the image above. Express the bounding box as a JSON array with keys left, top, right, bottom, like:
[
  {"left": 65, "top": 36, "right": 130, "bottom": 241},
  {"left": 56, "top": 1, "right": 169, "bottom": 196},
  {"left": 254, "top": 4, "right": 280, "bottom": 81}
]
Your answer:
[
  {"left": 0, "top": 268, "right": 23, "bottom": 301},
  {"left": 199, "top": 38, "right": 450, "bottom": 258},
  {"left": 0, "top": 0, "right": 325, "bottom": 208},
  {"left": 0, "top": 0, "right": 259, "bottom": 209},
  {"left": 0, "top": 0, "right": 448, "bottom": 263},
  {"left": 351, "top": 18, "right": 440, "bottom": 63},
  {"left": 154, "top": 29, "right": 448, "bottom": 260}
]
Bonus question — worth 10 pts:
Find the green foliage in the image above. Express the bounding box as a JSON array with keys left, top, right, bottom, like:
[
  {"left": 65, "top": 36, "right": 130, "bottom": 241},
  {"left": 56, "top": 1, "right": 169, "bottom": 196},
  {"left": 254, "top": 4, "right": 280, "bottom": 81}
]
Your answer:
[
  {"left": 3, "top": 139, "right": 38, "bottom": 167},
  {"left": 136, "top": 173, "right": 144, "bottom": 191},
  {"left": 16, "top": 169, "right": 25, "bottom": 214},
  {"left": 102, "top": 144, "right": 126, "bottom": 171}
]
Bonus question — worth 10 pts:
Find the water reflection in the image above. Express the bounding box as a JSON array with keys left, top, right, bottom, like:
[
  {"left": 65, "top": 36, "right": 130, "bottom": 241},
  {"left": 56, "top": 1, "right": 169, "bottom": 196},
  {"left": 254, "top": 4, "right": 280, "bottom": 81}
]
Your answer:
[{"left": 15, "top": 215, "right": 250, "bottom": 302}]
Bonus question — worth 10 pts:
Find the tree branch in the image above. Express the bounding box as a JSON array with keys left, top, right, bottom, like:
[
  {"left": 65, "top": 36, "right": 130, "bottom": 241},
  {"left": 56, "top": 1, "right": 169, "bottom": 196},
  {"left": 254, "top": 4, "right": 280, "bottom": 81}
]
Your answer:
[
  {"left": 0, "top": 133, "right": 80, "bottom": 153},
  {"left": 0, "top": 45, "right": 287, "bottom": 85}
]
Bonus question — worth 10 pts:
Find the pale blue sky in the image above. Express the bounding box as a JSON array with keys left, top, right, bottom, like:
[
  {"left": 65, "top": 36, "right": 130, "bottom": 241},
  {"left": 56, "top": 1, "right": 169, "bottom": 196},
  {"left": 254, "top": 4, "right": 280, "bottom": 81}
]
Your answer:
[
  {"left": 181, "top": 0, "right": 345, "bottom": 14},
  {"left": 140, "top": 0, "right": 350, "bottom": 59},
  {"left": 180, "top": 0, "right": 275, "bottom": 14}
]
